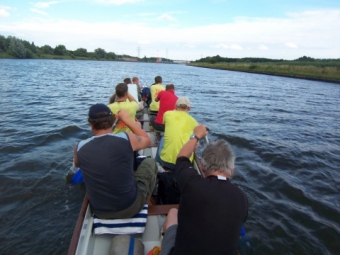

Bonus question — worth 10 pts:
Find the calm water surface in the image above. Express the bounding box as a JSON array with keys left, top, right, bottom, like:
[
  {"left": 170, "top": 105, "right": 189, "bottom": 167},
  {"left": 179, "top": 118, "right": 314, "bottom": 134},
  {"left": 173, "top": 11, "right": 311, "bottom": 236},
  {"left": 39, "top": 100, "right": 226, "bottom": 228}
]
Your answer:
[{"left": 0, "top": 59, "right": 339, "bottom": 255}]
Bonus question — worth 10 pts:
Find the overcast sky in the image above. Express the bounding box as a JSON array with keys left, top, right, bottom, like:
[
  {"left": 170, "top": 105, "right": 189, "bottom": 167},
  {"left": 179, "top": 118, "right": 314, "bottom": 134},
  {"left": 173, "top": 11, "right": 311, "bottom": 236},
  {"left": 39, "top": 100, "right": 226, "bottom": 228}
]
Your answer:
[{"left": 0, "top": 0, "right": 339, "bottom": 61}]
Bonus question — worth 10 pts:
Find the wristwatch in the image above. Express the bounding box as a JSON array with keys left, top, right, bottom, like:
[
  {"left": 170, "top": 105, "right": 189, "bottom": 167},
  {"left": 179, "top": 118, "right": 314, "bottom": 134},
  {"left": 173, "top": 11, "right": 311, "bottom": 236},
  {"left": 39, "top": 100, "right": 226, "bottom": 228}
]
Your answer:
[{"left": 190, "top": 134, "right": 200, "bottom": 141}]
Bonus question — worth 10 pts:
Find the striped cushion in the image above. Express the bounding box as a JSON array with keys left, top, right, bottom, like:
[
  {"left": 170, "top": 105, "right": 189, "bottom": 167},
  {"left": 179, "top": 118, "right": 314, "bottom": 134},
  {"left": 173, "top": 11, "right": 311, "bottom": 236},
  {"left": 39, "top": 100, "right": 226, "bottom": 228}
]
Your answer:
[{"left": 93, "top": 204, "right": 148, "bottom": 235}]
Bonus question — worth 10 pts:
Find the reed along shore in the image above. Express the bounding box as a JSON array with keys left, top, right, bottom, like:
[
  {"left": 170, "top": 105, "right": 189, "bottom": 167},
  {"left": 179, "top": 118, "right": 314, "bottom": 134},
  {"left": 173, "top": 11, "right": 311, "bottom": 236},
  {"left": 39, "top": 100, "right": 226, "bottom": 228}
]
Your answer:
[{"left": 188, "top": 62, "right": 340, "bottom": 84}]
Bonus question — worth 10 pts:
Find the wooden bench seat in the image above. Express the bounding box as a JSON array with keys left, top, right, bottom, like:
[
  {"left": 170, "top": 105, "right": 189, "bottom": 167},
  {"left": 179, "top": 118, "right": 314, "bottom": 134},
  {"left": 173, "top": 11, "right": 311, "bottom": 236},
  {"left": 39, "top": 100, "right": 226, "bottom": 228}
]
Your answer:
[{"left": 148, "top": 204, "right": 179, "bottom": 215}]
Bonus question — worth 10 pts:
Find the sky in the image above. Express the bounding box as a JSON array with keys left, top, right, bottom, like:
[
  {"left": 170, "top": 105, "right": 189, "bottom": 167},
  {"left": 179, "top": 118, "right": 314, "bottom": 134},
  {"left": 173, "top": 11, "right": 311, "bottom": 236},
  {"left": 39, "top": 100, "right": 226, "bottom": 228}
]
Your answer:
[{"left": 0, "top": 0, "right": 340, "bottom": 61}]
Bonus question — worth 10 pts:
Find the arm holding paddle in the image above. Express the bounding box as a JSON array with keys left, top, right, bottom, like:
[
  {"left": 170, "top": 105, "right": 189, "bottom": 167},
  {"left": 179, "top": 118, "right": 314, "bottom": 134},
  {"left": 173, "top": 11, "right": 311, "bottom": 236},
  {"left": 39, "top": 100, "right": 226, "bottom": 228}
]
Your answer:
[{"left": 177, "top": 124, "right": 208, "bottom": 159}]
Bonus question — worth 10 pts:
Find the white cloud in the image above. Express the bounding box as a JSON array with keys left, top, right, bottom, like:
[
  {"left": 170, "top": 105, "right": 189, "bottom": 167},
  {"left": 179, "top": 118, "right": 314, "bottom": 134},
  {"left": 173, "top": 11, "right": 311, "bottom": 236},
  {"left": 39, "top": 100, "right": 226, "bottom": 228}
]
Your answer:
[
  {"left": 158, "top": 13, "right": 176, "bottom": 21},
  {"left": 0, "top": 6, "right": 11, "bottom": 17},
  {"left": 30, "top": 8, "right": 48, "bottom": 15},
  {"left": 211, "top": 43, "right": 229, "bottom": 49},
  {"left": 1, "top": 9, "right": 339, "bottom": 60},
  {"left": 210, "top": 43, "right": 242, "bottom": 50},
  {"left": 138, "top": 40, "right": 150, "bottom": 44},
  {"left": 31, "top": 1, "right": 59, "bottom": 8},
  {"left": 230, "top": 44, "right": 242, "bottom": 50},
  {"left": 185, "top": 44, "right": 195, "bottom": 48},
  {"left": 259, "top": 44, "right": 268, "bottom": 50},
  {"left": 285, "top": 42, "right": 298, "bottom": 48},
  {"left": 94, "top": 0, "right": 143, "bottom": 5}
]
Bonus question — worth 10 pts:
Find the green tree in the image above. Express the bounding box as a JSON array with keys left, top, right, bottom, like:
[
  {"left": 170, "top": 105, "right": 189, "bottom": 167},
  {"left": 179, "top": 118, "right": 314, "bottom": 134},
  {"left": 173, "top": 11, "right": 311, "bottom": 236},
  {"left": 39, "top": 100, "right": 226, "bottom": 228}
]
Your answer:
[
  {"left": 0, "top": 35, "right": 9, "bottom": 52},
  {"left": 74, "top": 48, "right": 87, "bottom": 57},
  {"left": 210, "top": 57, "right": 217, "bottom": 64},
  {"left": 106, "top": 52, "right": 116, "bottom": 60},
  {"left": 95, "top": 48, "right": 106, "bottom": 59},
  {"left": 8, "top": 36, "right": 26, "bottom": 58},
  {"left": 40, "top": 45, "right": 53, "bottom": 54},
  {"left": 54, "top": 44, "right": 67, "bottom": 55}
]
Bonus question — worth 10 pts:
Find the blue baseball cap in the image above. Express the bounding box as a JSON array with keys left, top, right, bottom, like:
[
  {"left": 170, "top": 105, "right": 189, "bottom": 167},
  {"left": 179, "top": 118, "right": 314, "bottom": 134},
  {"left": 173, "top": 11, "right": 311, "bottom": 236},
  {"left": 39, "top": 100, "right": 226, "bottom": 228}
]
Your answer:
[{"left": 88, "top": 103, "right": 113, "bottom": 119}]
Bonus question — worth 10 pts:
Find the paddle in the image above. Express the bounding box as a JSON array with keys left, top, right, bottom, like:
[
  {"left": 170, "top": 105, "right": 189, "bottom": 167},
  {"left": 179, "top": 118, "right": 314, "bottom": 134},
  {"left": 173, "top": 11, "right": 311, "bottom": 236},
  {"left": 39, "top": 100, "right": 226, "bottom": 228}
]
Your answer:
[{"left": 66, "top": 117, "right": 119, "bottom": 184}]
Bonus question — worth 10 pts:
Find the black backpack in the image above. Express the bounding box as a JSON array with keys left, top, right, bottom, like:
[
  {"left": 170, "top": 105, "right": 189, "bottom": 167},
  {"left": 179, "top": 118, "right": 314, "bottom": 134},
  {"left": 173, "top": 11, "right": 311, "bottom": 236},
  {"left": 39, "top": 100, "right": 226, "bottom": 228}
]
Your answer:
[{"left": 156, "top": 171, "right": 181, "bottom": 204}]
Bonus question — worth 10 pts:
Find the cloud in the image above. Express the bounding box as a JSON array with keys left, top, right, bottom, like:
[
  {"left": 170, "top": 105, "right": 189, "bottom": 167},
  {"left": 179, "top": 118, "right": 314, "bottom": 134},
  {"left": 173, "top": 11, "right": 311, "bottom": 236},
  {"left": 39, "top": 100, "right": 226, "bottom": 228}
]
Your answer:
[
  {"left": 31, "top": 1, "right": 59, "bottom": 8},
  {"left": 0, "top": 6, "right": 11, "bottom": 17},
  {"left": 157, "top": 13, "right": 177, "bottom": 21},
  {"left": 285, "top": 42, "right": 298, "bottom": 48},
  {"left": 259, "top": 44, "right": 268, "bottom": 50},
  {"left": 94, "top": 0, "right": 143, "bottom": 5},
  {"left": 30, "top": 8, "right": 48, "bottom": 15},
  {"left": 1, "top": 9, "right": 339, "bottom": 60},
  {"left": 230, "top": 44, "right": 242, "bottom": 50},
  {"left": 210, "top": 43, "right": 242, "bottom": 50},
  {"left": 138, "top": 40, "right": 150, "bottom": 44},
  {"left": 211, "top": 43, "right": 229, "bottom": 49}
]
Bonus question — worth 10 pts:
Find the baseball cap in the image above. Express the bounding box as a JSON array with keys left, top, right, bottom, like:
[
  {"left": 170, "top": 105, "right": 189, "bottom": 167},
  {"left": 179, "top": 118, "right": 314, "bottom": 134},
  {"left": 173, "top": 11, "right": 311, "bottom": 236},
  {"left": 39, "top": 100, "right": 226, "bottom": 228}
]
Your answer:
[
  {"left": 88, "top": 103, "right": 113, "bottom": 119},
  {"left": 176, "top": 97, "right": 191, "bottom": 107}
]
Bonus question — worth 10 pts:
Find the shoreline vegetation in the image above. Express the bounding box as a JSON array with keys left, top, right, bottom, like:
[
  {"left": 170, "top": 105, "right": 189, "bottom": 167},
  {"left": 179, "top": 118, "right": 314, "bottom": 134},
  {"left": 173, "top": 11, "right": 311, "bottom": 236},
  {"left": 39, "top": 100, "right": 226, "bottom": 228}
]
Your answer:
[
  {"left": 0, "top": 34, "right": 173, "bottom": 63},
  {"left": 1, "top": 34, "right": 340, "bottom": 83},
  {"left": 188, "top": 56, "right": 340, "bottom": 84}
]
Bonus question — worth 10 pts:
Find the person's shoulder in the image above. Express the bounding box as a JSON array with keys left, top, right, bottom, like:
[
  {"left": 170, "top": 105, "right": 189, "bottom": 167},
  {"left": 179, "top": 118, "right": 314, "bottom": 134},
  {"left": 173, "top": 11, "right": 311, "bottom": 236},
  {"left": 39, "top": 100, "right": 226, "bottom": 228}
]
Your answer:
[
  {"left": 158, "top": 90, "right": 166, "bottom": 97},
  {"left": 128, "top": 100, "right": 138, "bottom": 105},
  {"left": 108, "top": 102, "right": 118, "bottom": 108},
  {"left": 77, "top": 137, "right": 92, "bottom": 150},
  {"left": 164, "top": 110, "right": 175, "bottom": 116},
  {"left": 188, "top": 114, "right": 198, "bottom": 123},
  {"left": 113, "top": 132, "right": 129, "bottom": 140},
  {"left": 229, "top": 181, "right": 248, "bottom": 199}
]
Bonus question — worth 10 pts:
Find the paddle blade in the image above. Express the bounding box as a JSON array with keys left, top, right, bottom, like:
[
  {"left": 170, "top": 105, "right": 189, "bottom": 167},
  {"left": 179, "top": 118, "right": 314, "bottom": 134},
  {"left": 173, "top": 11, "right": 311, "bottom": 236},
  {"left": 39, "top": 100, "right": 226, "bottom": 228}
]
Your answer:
[{"left": 70, "top": 169, "right": 84, "bottom": 184}]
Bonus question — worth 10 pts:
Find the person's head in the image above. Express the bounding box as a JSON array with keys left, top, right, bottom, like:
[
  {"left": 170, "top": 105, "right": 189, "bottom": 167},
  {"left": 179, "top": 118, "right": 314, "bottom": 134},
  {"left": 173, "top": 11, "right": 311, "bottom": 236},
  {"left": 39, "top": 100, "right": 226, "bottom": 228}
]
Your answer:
[
  {"left": 176, "top": 97, "right": 190, "bottom": 111},
  {"left": 165, "top": 84, "right": 175, "bottom": 91},
  {"left": 201, "top": 140, "right": 235, "bottom": 177},
  {"left": 132, "top": 77, "right": 139, "bottom": 84},
  {"left": 124, "top": 78, "right": 132, "bottom": 84},
  {"left": 154, "top": 76, "right": 162, "bottom": 84},
  {"left": 88, "top": 103, "right": 115, "bottom": 130},
  {"left": 115, "top": 83, "right": 128, "bottom": 98}
]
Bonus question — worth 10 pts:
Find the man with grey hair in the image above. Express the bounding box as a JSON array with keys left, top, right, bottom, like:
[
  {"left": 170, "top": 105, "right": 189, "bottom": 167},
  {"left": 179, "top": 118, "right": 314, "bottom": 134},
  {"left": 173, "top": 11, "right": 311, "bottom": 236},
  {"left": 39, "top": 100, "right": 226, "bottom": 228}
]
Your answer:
[{"left": 160, "top": 124, "right": 248, "bottom": 255}]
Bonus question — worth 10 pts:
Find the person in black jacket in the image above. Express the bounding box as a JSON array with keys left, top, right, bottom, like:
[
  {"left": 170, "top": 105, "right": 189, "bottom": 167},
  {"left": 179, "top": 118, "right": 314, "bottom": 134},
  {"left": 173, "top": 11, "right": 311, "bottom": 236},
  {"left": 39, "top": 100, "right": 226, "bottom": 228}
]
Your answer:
[{"left": 160, "top": 125, "right": 248, "bottom": 255}]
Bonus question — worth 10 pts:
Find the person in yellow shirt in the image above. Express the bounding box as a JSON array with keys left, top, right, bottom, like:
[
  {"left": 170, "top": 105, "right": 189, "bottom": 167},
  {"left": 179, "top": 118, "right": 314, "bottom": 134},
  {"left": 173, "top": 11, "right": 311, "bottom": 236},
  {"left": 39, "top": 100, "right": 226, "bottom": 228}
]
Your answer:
[
  {"left": 155, "top": 97, "right": 198, "bottom": 170},
  {"left": 149, "top": 76, "right": 165, "bottom": 114},
  {"left": 108, "top": 83, "right": 139, "bottom": 134}
]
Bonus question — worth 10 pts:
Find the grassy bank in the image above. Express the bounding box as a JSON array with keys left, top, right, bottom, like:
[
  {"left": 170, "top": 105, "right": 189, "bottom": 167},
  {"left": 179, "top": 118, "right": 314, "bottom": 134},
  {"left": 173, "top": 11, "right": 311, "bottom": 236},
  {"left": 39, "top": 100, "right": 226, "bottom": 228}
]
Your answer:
[{"left": 188, "top": 62, "right": 340, "bottom": 84}]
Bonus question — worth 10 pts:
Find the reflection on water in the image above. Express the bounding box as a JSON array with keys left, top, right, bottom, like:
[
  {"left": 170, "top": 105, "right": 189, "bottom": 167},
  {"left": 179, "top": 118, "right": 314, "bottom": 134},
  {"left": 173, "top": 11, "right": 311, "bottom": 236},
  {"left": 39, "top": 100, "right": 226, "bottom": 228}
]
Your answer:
[{"left": 0, "top": 59, "right": 339, "bottom": 254}]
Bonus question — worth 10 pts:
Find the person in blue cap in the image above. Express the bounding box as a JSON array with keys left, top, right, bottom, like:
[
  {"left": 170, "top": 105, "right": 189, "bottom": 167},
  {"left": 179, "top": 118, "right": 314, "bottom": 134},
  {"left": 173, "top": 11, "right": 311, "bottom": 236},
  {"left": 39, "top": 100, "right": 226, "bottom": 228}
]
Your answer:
[{"left": 73, "top": 103, "right": 157, "bottom": 219}]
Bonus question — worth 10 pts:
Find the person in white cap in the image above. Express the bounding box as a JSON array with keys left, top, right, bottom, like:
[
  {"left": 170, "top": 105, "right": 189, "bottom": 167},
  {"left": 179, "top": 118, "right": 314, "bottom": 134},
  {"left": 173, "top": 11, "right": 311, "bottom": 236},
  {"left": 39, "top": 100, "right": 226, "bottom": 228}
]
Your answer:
[{"left": 155, "top": 97, "right": 198, "bottom": 170}]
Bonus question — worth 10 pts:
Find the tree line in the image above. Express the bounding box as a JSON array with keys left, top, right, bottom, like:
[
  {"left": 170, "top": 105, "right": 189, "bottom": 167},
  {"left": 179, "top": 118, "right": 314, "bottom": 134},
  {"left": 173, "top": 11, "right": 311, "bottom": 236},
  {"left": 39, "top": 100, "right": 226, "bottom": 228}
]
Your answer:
[
  {"left": 0, "top": 34, "right": 174, "bottom": 63},
  {"left": 194, "top": 55, "right": 340, "bottom": 67},
  {"left": 0, "top": 35, "right": 119, "bottom": 60}
]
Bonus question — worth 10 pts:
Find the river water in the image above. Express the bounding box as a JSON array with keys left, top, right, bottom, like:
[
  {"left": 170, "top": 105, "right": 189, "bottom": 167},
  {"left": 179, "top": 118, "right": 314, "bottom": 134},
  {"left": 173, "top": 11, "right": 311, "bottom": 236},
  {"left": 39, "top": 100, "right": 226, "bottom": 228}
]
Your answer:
[{"left": 0, "top": 59, "right": 339, "bottom": 255}]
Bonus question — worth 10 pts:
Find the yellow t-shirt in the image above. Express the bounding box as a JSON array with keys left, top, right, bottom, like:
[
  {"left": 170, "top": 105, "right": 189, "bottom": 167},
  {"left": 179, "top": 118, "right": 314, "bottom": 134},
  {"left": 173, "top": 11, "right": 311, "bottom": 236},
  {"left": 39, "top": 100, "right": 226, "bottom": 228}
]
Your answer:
[
  {"left": 160, "top": 110, "right": 198, "bottom": 164},
  {"left": 108, "top": 101, "right": 138, "bottom": 134},
  {"left": 149, "top": 84, "right": 165, "bottom": 112}
]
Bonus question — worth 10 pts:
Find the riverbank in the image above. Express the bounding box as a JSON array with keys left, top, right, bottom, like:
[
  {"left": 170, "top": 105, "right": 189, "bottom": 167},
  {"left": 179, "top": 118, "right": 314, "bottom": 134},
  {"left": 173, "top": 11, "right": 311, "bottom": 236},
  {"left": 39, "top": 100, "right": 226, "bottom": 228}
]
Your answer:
[{"left": 188, "top": 62, "right": 340, "bottom": 84}]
